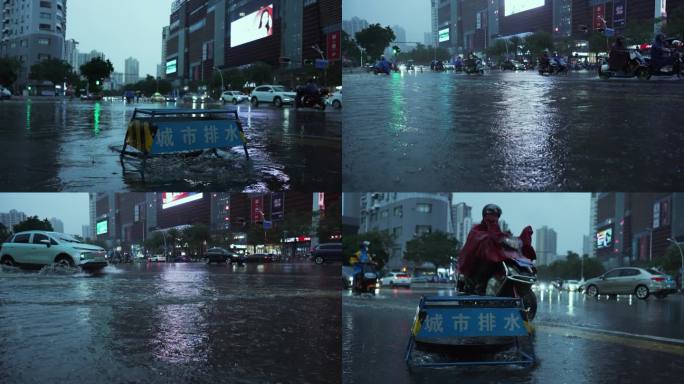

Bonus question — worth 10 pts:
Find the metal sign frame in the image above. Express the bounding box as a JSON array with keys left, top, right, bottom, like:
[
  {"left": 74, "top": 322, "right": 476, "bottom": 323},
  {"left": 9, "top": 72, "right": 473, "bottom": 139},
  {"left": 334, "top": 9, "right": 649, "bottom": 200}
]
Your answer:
[{"left": 405, "top": 295, "right": 535, "bottom": 369}]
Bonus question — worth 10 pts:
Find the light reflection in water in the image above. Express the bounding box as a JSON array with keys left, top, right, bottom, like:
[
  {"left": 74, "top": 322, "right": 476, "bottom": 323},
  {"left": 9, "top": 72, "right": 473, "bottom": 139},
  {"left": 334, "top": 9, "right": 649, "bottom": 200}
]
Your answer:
[
  {"left": 93, "top": 102, "right": 101, "bottom": 135},
  {"left": 568, "top": 290, "right": 575, "bottom": 316},
  {"left": 26, "top": 100, "right": 31, "bottom": 130}
]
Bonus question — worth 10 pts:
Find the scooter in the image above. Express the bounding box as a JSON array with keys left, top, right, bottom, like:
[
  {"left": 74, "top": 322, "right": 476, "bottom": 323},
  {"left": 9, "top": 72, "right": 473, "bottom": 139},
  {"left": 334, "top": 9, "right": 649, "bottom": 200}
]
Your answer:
[
  {"left": 352, "top": 262, "right": 378, "bottom": 295},
  {"left": 538, "top": 59, "right": 568, "bottom": 75},
  {"left": 598, "top": 50, "right": 650, "bottom": 79},
  {"left": 294, "top": 88, "right": 328, "bottom": 110},
  {"left": 463, "top": 58, "right": 484, "bottom": 75},
  {"left": 644, "top": 50, "right": 683, "bottom": 79}
]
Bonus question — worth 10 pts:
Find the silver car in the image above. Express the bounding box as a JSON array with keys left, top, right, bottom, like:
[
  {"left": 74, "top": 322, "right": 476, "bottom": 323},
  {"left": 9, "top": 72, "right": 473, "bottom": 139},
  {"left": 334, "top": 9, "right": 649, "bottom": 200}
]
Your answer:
[{"left": 583, "top": 267, "right": 677, "bottom": 299}]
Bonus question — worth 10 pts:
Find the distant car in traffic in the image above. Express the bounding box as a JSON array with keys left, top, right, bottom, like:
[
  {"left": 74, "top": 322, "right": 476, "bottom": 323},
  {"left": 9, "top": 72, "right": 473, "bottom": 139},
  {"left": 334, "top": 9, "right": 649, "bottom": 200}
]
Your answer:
[
  {"left": 244, "top": 253, "right": 275, "bottom": 263},
  {"left": 327, "top": 87, "right": 342, "bottom": 109},
  {"left": 501, "top": 59, "right": 526, "bottom": 70},
  {"left": 0, "top": 86, "right": 11, "bottom": 100},
  {"left": 182, "top": 92, "right": 211, "bottom": 103},
  {"left": 149, "top": 255, "right": 167, "bottom": 262},
  {"left": 564, "top": 280, "right": 581, "bottom": 291},
  {"left": 150, "top": 92, "right": 166, "bottom": 103},
  {"left": 205, "top": 247, "right": 244, "bottom": 264},
  {"left": 221, "top": 90, "right": 249, "bottom": 105},
  {"left": 0, "top": 231, "right": 107, "bottom": 271},
  {"left": 250, "top": 85, "right": 296, "bottom": 108},
  {"left": 411, "top": 274, "right": 437, "bottom": 283},
  {"left": 311, "top": 243, "right": 343, "bottom": 264},
  {"left": 582, "top": 267, "right": 677, "bottom": 299},
  {"left": 379, "top": 272, "right": 411, "bottom": 288}
]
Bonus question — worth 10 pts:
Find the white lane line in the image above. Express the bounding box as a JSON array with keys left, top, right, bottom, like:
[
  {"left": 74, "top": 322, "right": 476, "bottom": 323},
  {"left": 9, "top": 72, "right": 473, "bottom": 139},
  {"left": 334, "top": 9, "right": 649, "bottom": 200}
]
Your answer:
[{"left": 536, "top": 321, "right": 684, "bottom": 345}]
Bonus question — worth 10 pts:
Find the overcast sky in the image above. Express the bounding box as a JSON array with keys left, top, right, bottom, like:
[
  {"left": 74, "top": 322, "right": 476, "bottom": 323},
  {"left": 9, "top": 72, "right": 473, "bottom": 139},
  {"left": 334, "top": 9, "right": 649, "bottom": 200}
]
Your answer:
[
  {"left": 343, "top": 0, "right": 431, "bottom": 42},
  {"left": 0, "top": 193, "right": 89, "bottom": 235},
  {"left": 67, "top": 0, "right": 172, "bottom": 77},
  {"left": 452, "top": 193, "right": 591, "bottom": 256}
]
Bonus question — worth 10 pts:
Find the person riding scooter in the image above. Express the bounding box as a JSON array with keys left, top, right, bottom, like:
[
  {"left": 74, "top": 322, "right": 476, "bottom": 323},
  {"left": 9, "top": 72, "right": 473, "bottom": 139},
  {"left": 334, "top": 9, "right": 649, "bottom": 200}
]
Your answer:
[
  {"left": 457, "top": 204, "right": 536, "bottom": 295},
  {"left": 375, "top": 55, "right": 392, "bottom": 74},
  {"left": 351, "top": 241, "right": 376, "bottom": 292},
  {"left": 651, "top": 33, "right": 680, "bottom": 74},
  {"left": 608, "top": 36, "right": 630, "bottom": 73},
  {"left": 551, "top": 51, "right": 566, "bottom": 72}
]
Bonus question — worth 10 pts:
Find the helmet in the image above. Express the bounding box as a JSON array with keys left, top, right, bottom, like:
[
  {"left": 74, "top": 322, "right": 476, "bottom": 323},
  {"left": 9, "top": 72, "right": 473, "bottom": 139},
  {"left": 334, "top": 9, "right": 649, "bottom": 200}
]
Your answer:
[
  {"left": 482, "top": 204, "right": 502, "bottom": 218},
  {"left": 360, "top": 240, "right": 370, "bottom": 248}
]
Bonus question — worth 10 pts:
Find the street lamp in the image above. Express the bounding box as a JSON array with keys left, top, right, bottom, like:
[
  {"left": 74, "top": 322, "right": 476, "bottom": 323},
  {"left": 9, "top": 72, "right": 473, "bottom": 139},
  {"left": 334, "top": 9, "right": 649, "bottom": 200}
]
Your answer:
[
  {"left": 213, "top": 66, "right": 224, "bottom": 92},
  {"left": 666, "top": 238, "right": 684, "bottom": 291}
]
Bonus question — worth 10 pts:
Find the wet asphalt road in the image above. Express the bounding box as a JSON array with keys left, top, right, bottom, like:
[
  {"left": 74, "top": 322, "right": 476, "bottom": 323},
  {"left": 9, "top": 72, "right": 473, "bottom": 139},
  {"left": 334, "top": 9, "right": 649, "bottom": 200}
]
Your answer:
[
  {"left": 342, "top": 285, "right": 684, "bottom": 384},
  {"left": 0, "top": 262, "right": 341, "bottom": 384},
  {"left": 0, "top": 99, "right": 340, "bottom": 192},
  {"left": 342, "top": 69, "right": 684, "bottom": 192}
]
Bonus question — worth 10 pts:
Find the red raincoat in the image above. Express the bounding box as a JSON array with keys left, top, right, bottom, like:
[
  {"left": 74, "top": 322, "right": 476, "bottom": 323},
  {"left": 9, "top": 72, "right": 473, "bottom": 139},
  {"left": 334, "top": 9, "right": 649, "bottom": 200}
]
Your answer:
[{"left": 457, "top": 214, "right": 536, "bottom": 277}]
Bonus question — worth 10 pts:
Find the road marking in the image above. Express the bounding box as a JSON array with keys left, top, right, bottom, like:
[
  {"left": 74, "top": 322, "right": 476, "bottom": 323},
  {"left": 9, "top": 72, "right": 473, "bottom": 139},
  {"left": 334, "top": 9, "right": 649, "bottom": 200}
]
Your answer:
[{"left": 536, "top": 323, "right": 684, "bottom": 356}]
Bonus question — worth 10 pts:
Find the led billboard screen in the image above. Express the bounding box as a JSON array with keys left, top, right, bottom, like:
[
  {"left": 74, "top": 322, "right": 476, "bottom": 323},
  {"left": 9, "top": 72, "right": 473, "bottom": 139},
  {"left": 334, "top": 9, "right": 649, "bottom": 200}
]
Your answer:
[
  {"left": 96, "top": 220, "right": 108, "bottom": 235},
  {"left": 230, "top": 4, "right": 274, "bottom": 48},
  {"left": 166, "top": 59, "right": 177, "bottom": 74},
  {"left": 438, "top": 27, "right": 450, "bottom": 43},
  {"left": 505, "top": 0, "right": 545, "bottom": 17},
  {"left": 162, "top": 192, "right": 204, "bottom": 210},
  {"left": 596, "top": 226, "right": 613, "bottom": 249}
]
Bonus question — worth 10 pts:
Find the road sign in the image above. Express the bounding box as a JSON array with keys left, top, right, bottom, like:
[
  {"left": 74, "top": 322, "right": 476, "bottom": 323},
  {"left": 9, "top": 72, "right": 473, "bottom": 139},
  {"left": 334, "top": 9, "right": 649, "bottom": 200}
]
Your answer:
[{"left": 416, "top": 308, "right": 528, "bottom": 339}]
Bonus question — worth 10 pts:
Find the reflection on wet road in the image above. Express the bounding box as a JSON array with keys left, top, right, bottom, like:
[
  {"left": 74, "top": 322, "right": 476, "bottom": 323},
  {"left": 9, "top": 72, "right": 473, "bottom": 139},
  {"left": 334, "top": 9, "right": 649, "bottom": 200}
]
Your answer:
[
  {"left": 0, "top": 262, "right": 341, "bottom": 383},
  {"left": 343, "top": 70, "right": 684, "bottom": 191},
  {"left": 0, "top": 100, "right": 340, "bottom": 191},
  {"left": 342, "top": 286, "right": 684, "bottom": 383}
]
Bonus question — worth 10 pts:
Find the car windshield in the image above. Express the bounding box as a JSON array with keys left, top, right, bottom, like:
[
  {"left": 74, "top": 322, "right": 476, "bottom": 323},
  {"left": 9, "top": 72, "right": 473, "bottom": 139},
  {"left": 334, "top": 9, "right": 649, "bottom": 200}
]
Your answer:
[
  {"left": 273, "top": 86, "right": 288, "bottom": 92},
  {"left": 646, "top": 268, "right": 664, "bottom": 275}
]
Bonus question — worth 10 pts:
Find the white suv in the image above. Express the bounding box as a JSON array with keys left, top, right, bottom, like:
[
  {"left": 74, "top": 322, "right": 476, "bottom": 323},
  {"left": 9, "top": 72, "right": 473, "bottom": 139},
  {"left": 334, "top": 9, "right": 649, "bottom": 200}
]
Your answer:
[
  {"left": 0, "top": 231, "right": 107, "bottom": 271},
  {"left": 380, "top": 272, "right": 412, "bottom": 288},
  {"left": 250, "top": 85, "right": 296, "bottom": 108},
  {"left": 221, "top": 90, "right": 249, "bottom": 105}
]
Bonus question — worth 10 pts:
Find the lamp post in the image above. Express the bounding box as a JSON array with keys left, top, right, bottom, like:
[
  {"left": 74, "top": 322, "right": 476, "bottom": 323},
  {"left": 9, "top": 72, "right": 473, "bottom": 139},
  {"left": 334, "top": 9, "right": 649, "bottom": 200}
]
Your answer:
[
  {"left": 213, "top": 66, "right": 224, "bottom": 92},
  {"left": 666, "top": 238, "right": 684, "bottom": 291}
]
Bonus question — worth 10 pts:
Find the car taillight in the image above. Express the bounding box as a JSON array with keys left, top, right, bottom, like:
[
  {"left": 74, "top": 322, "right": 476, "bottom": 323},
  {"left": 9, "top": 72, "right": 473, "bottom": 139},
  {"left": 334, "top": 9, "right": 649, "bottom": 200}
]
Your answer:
[{"left": 651, "top": 277, "right": 665, "bottom": 282}]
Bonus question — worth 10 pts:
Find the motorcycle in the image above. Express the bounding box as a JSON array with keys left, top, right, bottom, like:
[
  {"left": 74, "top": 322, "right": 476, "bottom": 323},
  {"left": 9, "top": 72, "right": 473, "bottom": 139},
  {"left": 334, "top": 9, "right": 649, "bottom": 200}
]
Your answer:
[
  {"left": 598, "top": 50, "right": 650, "bottom": 79},
  {"left": 463, "top": 58, "right": 484, "bottom": 75},
  {"left": 645, "top": 49, "right": 683, "bottom": 79},
  {"left": 372, "top": 66, "right": 391, "bottom": 75},
  {"left": 294, "top": 87, "right": 328, "bottom": 110},
  {"left": 352, "top": 262, "right": 378, "bottom": 295},
  {"left": 538, "top": 58, "right": 568, "bottom": 75}
]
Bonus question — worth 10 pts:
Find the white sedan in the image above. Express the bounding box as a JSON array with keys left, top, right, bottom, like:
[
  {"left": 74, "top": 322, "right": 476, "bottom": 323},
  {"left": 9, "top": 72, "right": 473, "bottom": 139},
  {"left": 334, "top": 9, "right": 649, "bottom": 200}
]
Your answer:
[
  {"left": 380, "top": 272, "right": 411, "bottom": 288},
  {"left": 221, "top": 90, "right": 249, "bottom": 105},
  {"left": 327, "top": 87, "right": 342, "bottom": 109}
]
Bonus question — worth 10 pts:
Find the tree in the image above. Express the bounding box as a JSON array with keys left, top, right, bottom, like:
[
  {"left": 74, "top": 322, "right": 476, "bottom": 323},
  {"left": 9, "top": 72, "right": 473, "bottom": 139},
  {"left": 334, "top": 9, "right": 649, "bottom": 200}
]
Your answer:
[
  {"left": 509, "top": 35, "right": 523, "bottom": 58},
  {"left": 143, "top": 232, "right": 165, "bottom": 255},
  {"left": 664, "top": 6, "right": 684, "bottom": 40},
  {"left": 123, "top": 75, "right": 172, "bottom": 96},
  {"left": 623, "top": 19, "right": 655, "bottom": 45},
  {"left": 182, "top": 224, "right": 211, "bottom": 259},
  {"left": 166, "top": 228, "right": 181, "bottom": 258},
  {"left": 587, "top": 32, "right": 608, "bottom": 56},
  {"left": 404, "top": 231, "right": 459, "bottom": 269},
  {"left": 223, "top": 68, "right": 247, "bottom": 90},
  {"left": 342, "top": 231, "right": 395, "bottom": 270},
  {"left": 0, "top": 57, "right": 22, "bottom": 88},
  {"left": 523, "top": 31, "right": 554, "bottom": 58},
  {"left": 0, "top": 222, "right": 10, "bottom": 242},
  {"left": 29, "top": 58, "right": 75, "bottom": 86},
  {"left": 342, "top": 30, "right": 363, "bottom": 66},
  {"left": 79, "top": 57, "right": 114, "bottom": 92},
  {"left": 13, "top": 216, "right": 53, "bottom": 233},
  {"left": 243, "top": 62, "right": 273, "bottom": 85},
  {"left": 395, "top": 44, "right": 450, "bottom": 64},
  {"left": 355, "top": 24, "right": 396, "bottom": 61},
  {"left": 536, "top": 251, "right": 605, "bottom": 280},
  {"left": 486, "top": 39, "right": 509, "bottom": 62}
]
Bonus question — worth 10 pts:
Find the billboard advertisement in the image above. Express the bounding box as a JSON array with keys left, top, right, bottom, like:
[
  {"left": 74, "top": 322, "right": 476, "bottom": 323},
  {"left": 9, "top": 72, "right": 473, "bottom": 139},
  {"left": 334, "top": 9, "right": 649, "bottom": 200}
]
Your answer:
[
  {"left": 327, "top": 31, "right": 341, "bottom": 61},
  {"left": 251, "top": 195, "right": 264, "bottom": 223},
  {"left": 594, "top": 4, "right": 606, "bottom": 30},
  {"left": 438, "top": 27, "right": 450, "bottom": 43},
  {"left": 271, "top": 192, "right": 284, "bottom": 221},
  {"left": 165, "top": 59, "right": 177, "bottom": 75},
  {"left": 596, "top": 226, "right": 613, "bottom": 249},
  {"left": 230, "top": 4, "right": 274, "bottom": 48},
  {"left": 96, "top": 219, "right": 108, "bottom": 235},
  {"left": 162, "top": 192, "right": 203, "bottom": 210},
  {"left": 614, "top": 0, "right": 626, "bottom": 27},
  {"left": 505, "top": 0, "right": 544, "bottom": 17}
]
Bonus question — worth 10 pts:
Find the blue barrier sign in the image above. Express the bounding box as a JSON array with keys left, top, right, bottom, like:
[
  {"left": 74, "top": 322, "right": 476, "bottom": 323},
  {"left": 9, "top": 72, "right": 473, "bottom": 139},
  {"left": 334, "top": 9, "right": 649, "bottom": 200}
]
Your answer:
[
  {"left": 150, "top": 120, "right": 245, "bottom": 154},
  {"left": 416, "top": 308, "right": 528, "bottom": 339}
]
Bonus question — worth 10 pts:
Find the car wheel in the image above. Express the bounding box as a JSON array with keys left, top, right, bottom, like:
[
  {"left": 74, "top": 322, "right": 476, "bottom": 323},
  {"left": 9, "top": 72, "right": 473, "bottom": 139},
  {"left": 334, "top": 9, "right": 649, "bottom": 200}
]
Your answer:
[
  {"left": 332, "top": 100, "right": 341, "bottom": 109},
  {"left": 232, "top": 98, "right": 238, "bottom": 105},
  {"left": 251, "top": 97, "right": 259, "bottom": 107},
  {"left": 586, "top": 284, "right": 598, "bottom": 298},
  {"left": 314, "top": 256, "right": 324, "bottom": 265},
  {"left": 55, "top": 255, "right": 74, "bottom": 267},
  {"left": 273, "top": 97, "right": 283, "bottom": 108},
  {"left": 1, "top": 255, "right": 16, "bottom": 266},
  {"left": 635, "top": 285, "right": 650, "bottom": 299}
]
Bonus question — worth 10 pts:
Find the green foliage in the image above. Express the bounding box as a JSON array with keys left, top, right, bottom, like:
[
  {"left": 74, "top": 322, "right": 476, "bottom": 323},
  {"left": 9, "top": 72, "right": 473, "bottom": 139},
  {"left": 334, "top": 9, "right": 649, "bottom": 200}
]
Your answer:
[
  {"left": 143, "top": 232, "right": 165, "bottom": 254},
  {"left": 223, "top": 68, "right": 247, "bottom": 90},
  {"left": 587, "top": 32, "right": 608, "bottom": 55},
  {"left": 396, "top": 43, "right": 451, "bottom": 64},
  {"left": 29, "top": 58, "right": 76, "bottom": 86},
  {"left": 523, "top": 31, "right": 555, "bottom": 57},
  {"left": 536, "top": 251, "right": 606, "bottom": 280},
  {"left": 342, "top": 30, "right": 364, "bottom": 66},
  {"left": 0, "top": 222, "right": 10, "bottom": 242},
  {"left": 404, "top": 231, "right": 459, "bottom": 268},
  {"left": 623, "top": 19, "right": 655, "bottom": 45},
  {"left": 664, "top": 6, "right": 684, "bottom": 40},
  {"left": 486, "top": 39, "right": 510, "bottom": 62},
  {"left": 12, "top": 216, "right": 54, "bottom": 233},
  {"left": 123, "top": 75, "right": 172, "bottom": 96},
  {"left": 79, "top": 57, "right": 114, "bottom": 92},
  {"left": 554, "top": 36, "right": 576, "bottom": 56},
  {"left": 182, "top": 224, "right": 210, "bottom": 258},
  {"left": 243, "top": 62, "right": 273, "bottom": 85},
  {"left": 355, "top": 24, "right": 396, "bottom": 61},
  {"left": 0, "top": 56, "right": 22, "bottom": 88},
  {"left": 342, "top": 230, "right": 395, "bottom": 270}
]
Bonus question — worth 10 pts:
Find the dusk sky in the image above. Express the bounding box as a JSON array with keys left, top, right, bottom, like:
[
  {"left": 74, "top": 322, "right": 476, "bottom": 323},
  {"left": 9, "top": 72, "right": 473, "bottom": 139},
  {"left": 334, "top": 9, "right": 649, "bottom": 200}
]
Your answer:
[
  {"left": 66, "top": 0, "right": 172, "bottom": 77},
  {"left": 453, "top": 193, "right": 591, "bottom": 256},
  {"left": 0, "top": 193, "right": 89, "bottom": 235},
  {"left": 343, "top": 0, "right": 431, "bottom": 42}
]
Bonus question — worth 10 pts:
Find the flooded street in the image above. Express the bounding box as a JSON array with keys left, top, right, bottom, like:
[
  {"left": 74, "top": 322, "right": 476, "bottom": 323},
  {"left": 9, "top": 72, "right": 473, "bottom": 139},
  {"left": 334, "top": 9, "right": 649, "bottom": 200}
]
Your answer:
[
  {"left": 342, "top": 70, "right": 684, "bottom": 191},
  {"left": 342, "top": 285, "right": 684, "bottom": 383},
  {"left": 0, "top": 99, "right": 340, "bottom": 192},
  {"left": 0, "top": 262, "right": 341, "bottom": 384}
]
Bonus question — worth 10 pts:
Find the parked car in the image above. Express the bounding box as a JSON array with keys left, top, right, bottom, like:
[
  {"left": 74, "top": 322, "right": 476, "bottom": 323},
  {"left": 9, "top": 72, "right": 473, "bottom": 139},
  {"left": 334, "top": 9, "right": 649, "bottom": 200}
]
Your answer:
[
  {"left": 0, "top": 231, "right": 107, "bottom": 271},
  {"left": 221, "top": 90, "right": 249, "bottom": 105},
  {"left": 501, "top": 59, "right": 526, "bottom": 70},
  {"left": 311, "top": 243, "right": 343, "bottom": 264},
  {"left": 250, "top": 85, "right": 296, "bottom": 108},
  {"left": 327, "top": 87, "right": 342, "bottom": 109},
  {"left": 0, "top": 86, "right": 11, "bottom": 100},
  {"left": 582, "top": 267, "right": 677, "bottom": 299},
  {"left": 380, "top": 272, "right": 412, "bottom": 288}
]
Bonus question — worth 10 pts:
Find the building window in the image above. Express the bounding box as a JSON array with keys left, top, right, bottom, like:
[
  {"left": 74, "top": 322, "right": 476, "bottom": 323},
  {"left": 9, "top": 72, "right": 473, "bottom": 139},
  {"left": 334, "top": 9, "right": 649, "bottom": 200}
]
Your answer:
[
  {"left": 37, "top": 38, "right": 49, "bottom": 45},
  {"left": 189, "top": 20, "right": 206, "bottom": 33},
  {"left": 39, "top": 1, "right": 51, "bottom": 9},
  {"left": 380, "top": 210, "right": 388, "bottom": 218},
  {"left": 416, "top": 203, "right": 432, "bottom": 213},
  {"left": 40, "top": 12, "right": 51, "bottom": 19},
  {"left": 393, "top": 226, "right": 402, "bottom": 238},
  {"left": 415, "top": 225, "right": 432, "bottom": 236},
  {"left": 393, "top": 206, "right": 403, "bottom": 217},
  {"left": 39, "top": 24, "right": 51, "bottom": 31}
]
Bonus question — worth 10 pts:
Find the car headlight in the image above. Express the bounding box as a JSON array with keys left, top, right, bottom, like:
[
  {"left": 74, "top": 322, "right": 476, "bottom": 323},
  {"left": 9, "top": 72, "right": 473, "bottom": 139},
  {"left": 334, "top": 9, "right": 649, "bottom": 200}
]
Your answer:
[{"left": 80, "top": 253, "right": 87, "bottom": 260}]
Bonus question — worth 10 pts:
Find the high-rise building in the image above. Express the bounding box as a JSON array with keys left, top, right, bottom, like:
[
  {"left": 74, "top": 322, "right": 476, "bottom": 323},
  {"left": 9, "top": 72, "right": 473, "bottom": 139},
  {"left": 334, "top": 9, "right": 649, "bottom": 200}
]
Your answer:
[
  {"left": 424, "top": 32, "right": 433, "bottom": 46},
  {"left": 160, "top": 26, "right": 170, "bottom": 79},
  {"left": 582, "top": 234, "right": 592, "bottom": 257},
  {"left": 391, "top": 25, "right": 407, "bottom": 53},
  {"left": 359, "top": 193, "right": 452, "bottom": 269},
  {"left": 49, "top": 217, "right": 64, "bottom": 233},
  {"left": 535, "top": 226, "right": 558, "bottom": 266},
  {"left": 63, "top": 38, "right": 79, "bottom": 71},
  {"left": 0, "top": 209, "right": 28, "bottom": 231},
  {"left": 82, "top": 225, "right": 90, "bottom": 240},
  {"left": 451, "top": 201, "right": 473, "bottom": 245},
  {"left": 342, "top": 16, "right": 369, "bottom": 38},
  {"left": 342, "top": 192, "right": 361, "bottom": 236},
  {"left": 76, "top": 49, "right": 106, "bottom": 73},
  {"left": 0, "top": 0, "right": 68, "bottom": 87},
  {"left": 430, "top": 0, "right": 439, "bottom": 47},
  {"left": 124, "top": 57, "right": 139, "bottom": 84}
]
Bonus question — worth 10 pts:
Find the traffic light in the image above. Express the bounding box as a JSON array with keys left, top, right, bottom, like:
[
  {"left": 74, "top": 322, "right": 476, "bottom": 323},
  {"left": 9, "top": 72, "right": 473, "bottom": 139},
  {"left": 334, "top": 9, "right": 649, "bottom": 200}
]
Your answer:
[{"left": 392, "top": 45, "right": 401, "bottom": 55}]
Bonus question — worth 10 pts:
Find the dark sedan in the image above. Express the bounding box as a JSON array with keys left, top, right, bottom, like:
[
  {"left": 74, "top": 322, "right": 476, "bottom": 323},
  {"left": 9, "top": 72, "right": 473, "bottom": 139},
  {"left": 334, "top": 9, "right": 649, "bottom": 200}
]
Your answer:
[{"left": 205, "top": 247, "right": 244, "bottom": 264}]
